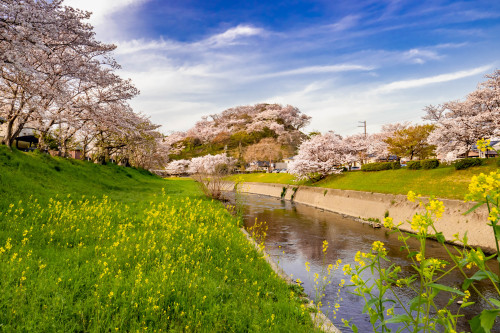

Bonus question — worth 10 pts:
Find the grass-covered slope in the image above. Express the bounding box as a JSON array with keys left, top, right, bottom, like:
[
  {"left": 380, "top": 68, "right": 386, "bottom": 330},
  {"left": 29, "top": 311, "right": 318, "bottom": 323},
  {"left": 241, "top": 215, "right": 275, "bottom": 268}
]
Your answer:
[
  {"left": 228, "top": 158, "right": 500, "bottom": 200},
  {"left": 0, "top": 147, "right": 194, "bottom": 210},
  {"left": 0, "top": 147, "right": 318, "bottom": 332}
]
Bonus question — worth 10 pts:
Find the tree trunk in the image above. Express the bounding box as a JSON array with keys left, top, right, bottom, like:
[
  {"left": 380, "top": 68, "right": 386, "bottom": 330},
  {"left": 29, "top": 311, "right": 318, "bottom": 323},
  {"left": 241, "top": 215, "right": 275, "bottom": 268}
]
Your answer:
[{"left": 2, "top": 117, "right": 17, "bottom": 146}]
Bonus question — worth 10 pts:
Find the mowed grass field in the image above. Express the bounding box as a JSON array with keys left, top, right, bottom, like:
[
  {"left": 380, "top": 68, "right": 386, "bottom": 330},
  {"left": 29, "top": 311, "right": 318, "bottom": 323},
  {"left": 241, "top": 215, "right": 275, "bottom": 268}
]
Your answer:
[
  {"left": 227, "top": 158, "right": 500, "bottom": 200},
  {"left": 0, "top": 147, "right": 319, "bottom": 332}
]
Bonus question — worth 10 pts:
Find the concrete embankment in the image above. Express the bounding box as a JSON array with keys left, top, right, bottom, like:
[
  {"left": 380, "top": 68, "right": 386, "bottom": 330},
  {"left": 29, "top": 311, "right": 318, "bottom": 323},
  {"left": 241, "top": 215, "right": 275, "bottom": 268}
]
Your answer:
[{"left": 237, "top": 182, "right": 496, "bottom": 253}]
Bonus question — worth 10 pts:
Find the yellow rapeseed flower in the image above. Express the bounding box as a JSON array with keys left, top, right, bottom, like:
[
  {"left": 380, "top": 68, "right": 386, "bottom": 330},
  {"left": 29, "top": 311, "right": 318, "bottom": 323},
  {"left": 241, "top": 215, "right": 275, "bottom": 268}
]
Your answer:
[
  {"left": 476, "top": 138, "right": 491, "bottom": 152},
  {"left": 488, "top": 207, "right": 499, "bottom": 222},
  {"left": 383, "top": 217, "right": 394, "bottom": 229},
  {"left": 371, "top": 241, "right": 386, "bottom": 253},
  {"left": 426, "top": 199, "right": 445, "bottom": 219}
]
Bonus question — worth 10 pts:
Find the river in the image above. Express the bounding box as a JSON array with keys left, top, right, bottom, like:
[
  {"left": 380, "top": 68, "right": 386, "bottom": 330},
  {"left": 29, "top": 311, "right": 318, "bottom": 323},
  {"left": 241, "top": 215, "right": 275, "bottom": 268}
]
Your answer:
[{"left": 227, "top": 192, "right": 499, "bottom": 332}]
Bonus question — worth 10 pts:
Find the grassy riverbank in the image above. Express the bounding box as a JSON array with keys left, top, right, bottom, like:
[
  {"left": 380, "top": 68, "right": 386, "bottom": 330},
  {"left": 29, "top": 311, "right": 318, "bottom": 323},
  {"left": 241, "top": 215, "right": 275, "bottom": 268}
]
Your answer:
[
  {"left": 228, "top": 158, "right": 499, "bottom": 200},
  {"left": 0, "top": 147, "right": 318, "bottom": 332}
]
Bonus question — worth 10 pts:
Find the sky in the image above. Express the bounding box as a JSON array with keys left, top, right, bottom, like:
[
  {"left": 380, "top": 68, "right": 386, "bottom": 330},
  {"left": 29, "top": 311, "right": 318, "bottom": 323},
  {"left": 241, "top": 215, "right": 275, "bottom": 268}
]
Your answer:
[{"left": 64, "top": 0, "right": 500, "bottom": 136}]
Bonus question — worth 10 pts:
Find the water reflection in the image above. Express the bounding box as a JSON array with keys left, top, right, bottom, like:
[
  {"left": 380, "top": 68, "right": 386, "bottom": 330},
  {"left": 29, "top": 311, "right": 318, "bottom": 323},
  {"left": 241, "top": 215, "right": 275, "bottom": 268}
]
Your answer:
[{"left": 228, "top": 193, "right": 499, "bottom": 332}]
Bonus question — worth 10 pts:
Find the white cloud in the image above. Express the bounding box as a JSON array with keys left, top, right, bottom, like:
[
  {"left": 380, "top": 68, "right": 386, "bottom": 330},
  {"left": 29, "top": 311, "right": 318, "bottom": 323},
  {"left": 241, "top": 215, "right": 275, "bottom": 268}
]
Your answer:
[
  {"left": 254, "top": 64, "right": 375, "bottom": 79},
  {"left": 371, "top": 65, "right": 492, "bottom": 94},
  {"left": 114, "top": 24, "right": 264, "bottom": 55},
  {"left": 203, "top": 25, "right": 265, "bottom": 47},
  {"left": 326, "top": 15, "right": 360, "bottom": 32},
  {"left": 403, "top": 49, "right": 442, "bottom": 64},
  {"left": 63, "top": 0, "right": 148, "bottom": 25}
]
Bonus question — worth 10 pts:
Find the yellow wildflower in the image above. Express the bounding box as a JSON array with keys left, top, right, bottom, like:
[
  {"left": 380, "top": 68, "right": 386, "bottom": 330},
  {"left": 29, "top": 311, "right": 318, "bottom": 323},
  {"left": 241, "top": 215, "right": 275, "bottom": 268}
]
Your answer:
[
  {"left": 426, "top": 199, "right": 445, "bottom": 219},
  {"left": 322, "top": 240, "right": 328, "bottom": 253},
  {"left": 489, "top": 207, "right": 499, "bottom": 222},
  {"left": 371, "top": 241, "right": 387, "bottom": 255},
  {"left": 476, "top": 138, "right": 491, "bottom": 152},
  {"left": 407, "top": 191, "right": 417, "bottom": 202},
  {"left": 383, "top": 216, "right": 394, "bottom": 229}
]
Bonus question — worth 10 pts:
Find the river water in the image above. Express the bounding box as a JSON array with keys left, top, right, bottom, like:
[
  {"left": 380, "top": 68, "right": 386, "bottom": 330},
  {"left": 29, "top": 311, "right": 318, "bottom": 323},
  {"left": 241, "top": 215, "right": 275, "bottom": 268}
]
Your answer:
[{"left": 227, "top": 193, "right": 499, "bottom": 332}]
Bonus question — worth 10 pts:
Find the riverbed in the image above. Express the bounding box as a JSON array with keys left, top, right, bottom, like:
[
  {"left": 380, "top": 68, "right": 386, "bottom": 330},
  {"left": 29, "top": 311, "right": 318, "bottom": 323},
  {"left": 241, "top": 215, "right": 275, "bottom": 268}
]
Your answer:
[{"left": 227, "top": 192, "right": 499, "bottom": 332}]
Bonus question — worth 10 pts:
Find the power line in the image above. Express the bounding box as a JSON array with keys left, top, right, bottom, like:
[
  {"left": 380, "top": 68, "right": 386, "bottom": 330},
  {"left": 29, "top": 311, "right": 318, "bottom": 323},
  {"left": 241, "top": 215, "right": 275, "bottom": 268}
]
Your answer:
[{"left": 358, "top": 121, "right": 367, "bottom": 137}]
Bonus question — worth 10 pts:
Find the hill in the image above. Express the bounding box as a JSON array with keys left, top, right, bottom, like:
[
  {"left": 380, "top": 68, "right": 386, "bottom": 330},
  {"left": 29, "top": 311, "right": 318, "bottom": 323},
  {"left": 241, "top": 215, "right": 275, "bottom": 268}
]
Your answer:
[
  {"left": 0, "top": 147, "right": 319, "bottom": 332},
  {"left": 166, "top": 103, "right": 310, "bottom": 165}
]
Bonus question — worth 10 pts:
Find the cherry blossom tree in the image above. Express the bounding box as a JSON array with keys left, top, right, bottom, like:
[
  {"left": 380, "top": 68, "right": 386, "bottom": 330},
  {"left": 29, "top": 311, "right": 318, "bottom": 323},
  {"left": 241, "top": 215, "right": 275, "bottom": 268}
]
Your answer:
[
  {"left": 165, "top": 159, "right": 191, "bottom": 175},
  {"left": 288, "top": 132, "right": 350, "bottom": 180},
  {"left": 188, "top": 154, "right": 236, "bottom": 175},
  {"left": 0, "top": 0, "right": 118, "bottom": 146},
  {"left": 184, "top": 103, "right": 310, "bottom": 147},
  {"left": 424, "top": 70, "right": 500, "bottom": 160}
]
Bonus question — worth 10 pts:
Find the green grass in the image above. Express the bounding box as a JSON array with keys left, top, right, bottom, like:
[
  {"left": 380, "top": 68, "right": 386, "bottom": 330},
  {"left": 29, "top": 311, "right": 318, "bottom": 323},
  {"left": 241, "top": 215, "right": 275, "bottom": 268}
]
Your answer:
[
  {"left": 227, "top": 172, "right": 302, "bottom": 184},
  {"left": 0, "top": 146, "right": 318, "bottom": 332},
  {"left": 228, "top": 159, "right": 500, "bottom": 200}
]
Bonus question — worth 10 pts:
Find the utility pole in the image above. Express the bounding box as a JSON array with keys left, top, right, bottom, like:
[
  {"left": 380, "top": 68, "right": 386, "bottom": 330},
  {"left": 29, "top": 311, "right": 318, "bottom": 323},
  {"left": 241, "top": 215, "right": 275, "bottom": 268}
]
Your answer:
[{"left": 358, "top": 121, "right": 367, "bottom": 138}]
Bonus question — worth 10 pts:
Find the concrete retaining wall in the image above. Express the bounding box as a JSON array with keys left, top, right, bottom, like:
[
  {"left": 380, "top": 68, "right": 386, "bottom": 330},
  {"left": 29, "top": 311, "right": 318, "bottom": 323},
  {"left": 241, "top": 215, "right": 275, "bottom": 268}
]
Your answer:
[{"left": 237, "top": 182, "right": 497, "bottom": 253}]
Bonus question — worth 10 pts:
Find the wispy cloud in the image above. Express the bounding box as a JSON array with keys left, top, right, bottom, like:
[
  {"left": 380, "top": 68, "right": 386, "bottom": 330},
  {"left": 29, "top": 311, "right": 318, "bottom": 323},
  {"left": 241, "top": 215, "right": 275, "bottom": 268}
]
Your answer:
[
  {"left": 371, "top": 65, "right": 492, "bottom": 94},
  {"left": 115, "top": 24, "right": 264, "bottom": 55},
  {"left": 254, "top": 64, "right": 375, "bottom": 79},
  {"left": 402, "top": 49, "right": 442, "bottom": 64},
  {"left": 203, "top": 25, "right": 265, "bottom": 47},
  {"left": 326, "top": 15, "right": 361, "bottom": 32}
]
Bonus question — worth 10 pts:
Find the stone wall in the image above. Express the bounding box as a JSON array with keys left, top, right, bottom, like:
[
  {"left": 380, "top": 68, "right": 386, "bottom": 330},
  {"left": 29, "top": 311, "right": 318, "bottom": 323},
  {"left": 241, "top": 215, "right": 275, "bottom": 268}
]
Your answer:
[{"left": 237, "top": 182, "right": 496, "bottom": 252}]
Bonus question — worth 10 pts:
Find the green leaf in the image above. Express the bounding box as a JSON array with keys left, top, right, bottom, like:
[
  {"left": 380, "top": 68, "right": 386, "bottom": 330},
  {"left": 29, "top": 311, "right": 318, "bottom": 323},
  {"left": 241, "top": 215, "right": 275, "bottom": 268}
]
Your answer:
[
  {"left": 362, "top": 298, "right": 379, "bottom": 313},
  {"left": 468, "top": 270, "right": 499, "bottom": 283},
  {"left": 490, "top": 298, "right": 500, "bottom": 308},
  {"left": 480, "top": 309, "right": 500, "bottom": 332},
  {"left": 385, "top": 314, "right": 412, "bottom": 324},
  {"left": 469, "top": 314, "right": 486, "bottom": 333},
  {"left": 460, "top": 301, "right": 475, "bottom": 308},
  {"left": 493, "top": 224, "right": 500, "bottom": 236},
  {"left": 408, "top": 295, "right": 423, "bottom": 312},
  {"left": 428, "top": 283, "right": 465, "bottom": 295},
  {"left": 464, "top": 201, "right": 484, "bottom": 215},
  {"left": 463, "top": 279, "right": 473, "bottom": 290},
  {"left": 407, "top": 251, "right": 419, "bottom": 259},
  {"left": 435, "top": 232, "right": 445, "bottom": 244},
  {"left": 352, "top": 323, "right": 358, "bottom": 333}
]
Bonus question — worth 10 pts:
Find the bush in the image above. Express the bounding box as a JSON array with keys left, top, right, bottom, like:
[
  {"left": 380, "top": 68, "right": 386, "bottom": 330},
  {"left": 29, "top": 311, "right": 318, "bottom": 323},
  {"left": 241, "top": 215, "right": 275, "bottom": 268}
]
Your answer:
[
  {"left": 453, "top": 158, "right": 483, "bottom": 170},
  {"left": 421, "top": 159, "right": 440, "bottom": 170},
  {"left": 406, "top": 159, "right": 440, "bottom": 170},
  {"left": 362, "top": 161, "right": 400, "bottom": 172},
  {"left": 392, "top": 162, "right": 401, "bottom": 170},
  {"left": 497, "top": 157, "right": 500, "bottom": 167},
  {"left": 407, "top": 161, "right": 421, "bottom": 170}
]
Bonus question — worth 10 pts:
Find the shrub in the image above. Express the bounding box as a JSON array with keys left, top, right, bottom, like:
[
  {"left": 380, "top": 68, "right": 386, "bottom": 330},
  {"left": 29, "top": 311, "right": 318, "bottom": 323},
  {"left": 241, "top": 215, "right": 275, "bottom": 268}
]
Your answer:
[
  {"left": 453, "top": 158, "right": 483, "bottom": 170},
  {"left": 392, "top": 162, "right": 401, "bottom": 170},
  {"left": 407, "top": 160, "right": 421, "bottom": 170},
  {"left": 420, "top": 159, "right": 440, "bottom": 170},
  {"left": 497, "top": 157, "right": 500, "bottom": 167},
  {"left": 362, "top": 161, "right": 400, "bottom": 172}
]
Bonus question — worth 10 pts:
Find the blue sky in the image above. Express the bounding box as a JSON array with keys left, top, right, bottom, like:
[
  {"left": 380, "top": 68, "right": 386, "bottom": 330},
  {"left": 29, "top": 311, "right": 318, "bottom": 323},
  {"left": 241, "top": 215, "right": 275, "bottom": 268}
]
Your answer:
[{"left": 65, "top": 0, "right": 500, "bottom": 135}]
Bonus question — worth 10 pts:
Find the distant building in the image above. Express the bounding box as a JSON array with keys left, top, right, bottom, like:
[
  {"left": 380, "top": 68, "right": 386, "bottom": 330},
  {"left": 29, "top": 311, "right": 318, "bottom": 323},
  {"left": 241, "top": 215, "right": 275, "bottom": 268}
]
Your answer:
[{"left": 0, "top": 124, "right": 39, "bottom": 150}]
